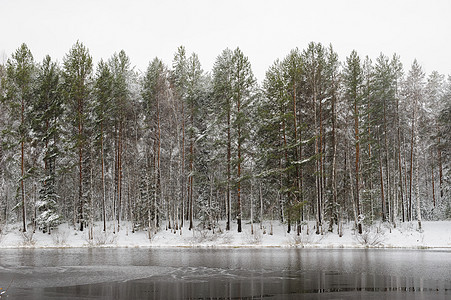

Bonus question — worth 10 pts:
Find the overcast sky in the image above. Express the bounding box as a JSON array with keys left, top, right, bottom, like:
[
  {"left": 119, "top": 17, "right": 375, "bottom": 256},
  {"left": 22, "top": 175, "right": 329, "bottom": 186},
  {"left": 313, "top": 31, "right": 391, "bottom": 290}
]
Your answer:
[{"left": 1, "top": 0, "right": 450, "bottom": 82}]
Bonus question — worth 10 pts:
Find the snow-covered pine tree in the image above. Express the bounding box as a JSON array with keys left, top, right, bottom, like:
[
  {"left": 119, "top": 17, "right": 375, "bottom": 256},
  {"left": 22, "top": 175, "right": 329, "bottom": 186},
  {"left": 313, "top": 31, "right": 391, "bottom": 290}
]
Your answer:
[
  {"left": 3, "top": 43, "right": 36, "bottom": 232},
  {"left": 33, "top": 55, "right": 63, "bottom": 233},
  {"left": 62, "top": 41, "right": 93, "bottom": 231},
  {"left": 403, "top": 60, "right": 425, "bottom": 229},
  {"left": 343, "top": 50, "right": 364, "bottom": 234},
  {"left": 212, "top": 49, "right": 234, "bottom": 231},
  {"left": 93, "top": 59, "right": 113, "bottom": 232},
  {"left": 230, "top": 48, "right": 257, "bottom": 233}
]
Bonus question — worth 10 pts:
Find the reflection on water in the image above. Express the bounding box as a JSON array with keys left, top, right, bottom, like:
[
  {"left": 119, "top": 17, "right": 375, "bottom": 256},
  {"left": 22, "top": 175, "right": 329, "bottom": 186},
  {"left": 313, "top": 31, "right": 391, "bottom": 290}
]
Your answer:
[{"left": 0, "top": 248, "right": 449, "bottom": 299}]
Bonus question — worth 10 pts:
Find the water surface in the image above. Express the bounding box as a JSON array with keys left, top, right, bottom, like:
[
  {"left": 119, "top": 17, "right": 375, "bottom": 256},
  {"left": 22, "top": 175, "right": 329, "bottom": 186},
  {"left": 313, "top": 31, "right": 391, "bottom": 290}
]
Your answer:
[{"left": 0, "top": 248, "right": 449, "bottom": 299}]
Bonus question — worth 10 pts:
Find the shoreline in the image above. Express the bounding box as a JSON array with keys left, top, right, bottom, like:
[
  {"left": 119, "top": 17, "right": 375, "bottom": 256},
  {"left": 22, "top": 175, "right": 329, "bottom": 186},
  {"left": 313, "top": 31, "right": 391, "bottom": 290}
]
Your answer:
[{"left": 1, "top": 220, "right": 450, "bottom": 250}]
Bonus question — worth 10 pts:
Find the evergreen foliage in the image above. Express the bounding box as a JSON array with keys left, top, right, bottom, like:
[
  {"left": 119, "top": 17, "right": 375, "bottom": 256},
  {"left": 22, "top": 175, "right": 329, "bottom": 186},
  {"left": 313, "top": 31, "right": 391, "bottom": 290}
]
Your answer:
[{"left": 0, "top": 41, "right": 449, "bottom": 237}]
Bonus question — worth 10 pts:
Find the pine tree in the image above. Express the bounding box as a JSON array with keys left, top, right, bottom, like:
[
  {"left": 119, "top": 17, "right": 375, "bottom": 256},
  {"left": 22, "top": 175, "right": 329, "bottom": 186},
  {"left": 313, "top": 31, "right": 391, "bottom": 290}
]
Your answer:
[
  {"left": 109, "top": 50, "right": 133, "bottom": 232},
  {"left": 3, "top": 43, "right": 35, "bottom": 232},
  {"left": 230, "top": 48, "right": 256, "bottom": 232},
  {"left": 261, "top": 59, "right": 289, "bottom": 223},
  {"left": 302, "top": 42, "right": 327, "bottom": 234},
  {"left": 141, "top": 58, "right": 167, "bottom": 232},
  {"left": 93, "top": 59, "right": 113, "bottom": 231},
  {"left": 343, "top": 50, "right": 363, "bottom": 234},
  {"left": 186, "top": 52, "right": 204, "bottom": 230},
  {"left": 212, "top": 49, "right": 234, "bottom": 231},
  {"left": 403, "top": 59, "right": 425, "bottom": 229},
  {"left": 171, "top": 46, "right": 188, "bottom": 227},
  {"left": 62, "top": 41, "right": 93, "bottom": 231},
  {"left": 33, "top": 55, "right": 63, "bottom": 233},
  {"left": 281, "top": 48, "right": 303, "bottom": 233}
]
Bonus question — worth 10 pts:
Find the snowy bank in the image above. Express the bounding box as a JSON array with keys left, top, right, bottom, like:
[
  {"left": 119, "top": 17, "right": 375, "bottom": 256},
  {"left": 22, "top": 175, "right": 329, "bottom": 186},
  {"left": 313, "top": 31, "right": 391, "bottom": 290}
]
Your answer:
[{"left": 0, "top": 221, "right": 450, "bottom": 249}]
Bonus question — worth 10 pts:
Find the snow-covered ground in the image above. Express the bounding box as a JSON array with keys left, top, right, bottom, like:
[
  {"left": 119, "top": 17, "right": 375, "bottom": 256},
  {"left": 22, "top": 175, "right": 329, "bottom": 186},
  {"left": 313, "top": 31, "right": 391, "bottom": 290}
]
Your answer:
[{"left": 0, "top": 220, "right": 450, "bottom": 249}]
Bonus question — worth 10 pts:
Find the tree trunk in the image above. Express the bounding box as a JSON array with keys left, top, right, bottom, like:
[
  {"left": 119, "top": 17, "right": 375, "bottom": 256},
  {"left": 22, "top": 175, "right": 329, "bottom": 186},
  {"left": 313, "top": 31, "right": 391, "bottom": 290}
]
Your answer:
[
  {"left": 330, "top": 90, "right": 338, "bottom": 232},
  {"left": 225, "top": 99, "right": 231, "bottom": 231},
  {"left": 409, "top": 93, "right": 417, "bottom": 223},
  {"left": 237, "top": 91, "right": 242, "bottom": 233},
  {"left": 21, "top": 98, "right": 26, "bottom": 232},
  {"left": 438, "top": 137, "right": 443, "bottom": 199},
  {"left": 117, "top": 120, "right": 123, "bottom": 232},
  {"left": 354, "top": 94, "right": 362, "bottom": 234},
  {"left": 181, "top": 97, "right": 185, "bottom": 226},
  {"left": 189, "top": 101, "right": 194, "bottom": 230},
  {"left": 282, "top": 117, "right": 290, "bottom": 233},
  {"left": 101, "top": 121, "right": 106, "bottom": 231},
  {"left": 378, "top": 132, "right": 386, "bottom": 222},
  {"left": 431, "top": 148, "right": 436, "bottom": 207},
  {"left": 292, "top": 84, "right": 299, "bottom": 232},
  {"left": 397, "top": 106, "right": 405, "bottom": 222},
  {"left": 383, "top": 100, "right": 391, "bottom": 223},
  {"left": 313, "top": 85, "right": 321, "bottom": 235},
  {"left": 78, "top": 96, "right": 84, "bottom": 232},
  {"left": 415, "top": 137, "right": 421, "bottom": 230}
]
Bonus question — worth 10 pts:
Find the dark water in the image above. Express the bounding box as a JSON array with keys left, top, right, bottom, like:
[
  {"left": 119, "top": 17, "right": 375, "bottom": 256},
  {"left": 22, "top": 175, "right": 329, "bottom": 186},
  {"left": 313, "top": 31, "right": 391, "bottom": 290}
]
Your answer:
[{"left": 0, "top": 248, "right": 450, "bottom": 299}]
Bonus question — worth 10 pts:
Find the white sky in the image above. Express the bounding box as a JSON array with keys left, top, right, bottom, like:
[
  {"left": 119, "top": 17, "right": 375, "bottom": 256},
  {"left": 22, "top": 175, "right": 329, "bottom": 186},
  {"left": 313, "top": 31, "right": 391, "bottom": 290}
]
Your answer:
[{"left": 1, "top": 0, "right": 450, "bottom": 82}]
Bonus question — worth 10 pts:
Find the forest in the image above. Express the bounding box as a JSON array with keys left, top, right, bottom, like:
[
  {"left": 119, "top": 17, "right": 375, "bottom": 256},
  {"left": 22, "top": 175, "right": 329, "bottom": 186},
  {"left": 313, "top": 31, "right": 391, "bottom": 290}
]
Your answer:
[{"left": 0, "top": 41, "right": 449, "bottom": 238}]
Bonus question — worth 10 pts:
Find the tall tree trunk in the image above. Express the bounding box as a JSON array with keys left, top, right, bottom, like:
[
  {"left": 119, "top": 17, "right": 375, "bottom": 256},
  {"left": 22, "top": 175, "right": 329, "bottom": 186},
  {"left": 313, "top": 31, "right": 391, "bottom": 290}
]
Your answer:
[
  {"left": 189, "top": 104, "right": 194, "bottom": 230},
  {"left": 101, "top": 121, "right": 106, "bottom": 231},
  {"left": 431, "top": 148, "right": 436, "bottom": 207},
  {"left": 438, "top": 137, "right": 443, "bottom": 199},
  {"left": 78, "top": 97, "right": 84, "bottom": 231},
  {"left": 259, "top": 182, "right": 263, "bottom": 230},
  {"left": 397, "top": 103, "right": 405, "bottom": 222},
  {"left": 383, "top": 100, "right": 392, "bottom": 223},
  {"left": 330, "top": 90, "right": 338, "bottom": 232},
  {"left": 237, "top": 91, "right": 242, "bottom": 233},
  {"left": 313, "top": 86, "right": 321, "bottom": 234},
  {"left": 226, "top": 100, "right": 231, "bottom": 231},
  {"left": 21, "top": 98, "right": 26, "bottom": 232},
  {"left": 282, "top": 118, "right": 290, "bottom": 233},
  {"left": 354, "top": 99, "right": 362, "bottom": 234},
  {"left": 409, "top": 94, "right": 417, "bottom": 223},
  {"left": 378, "top": 132, "right": 386, "bottom": 222},
  {"left": 156, "top": 95, "right": 161, "bottom": 229},
  {"left": 415, "top": 138, "right": 421, "bottom": 230},
  {"left": 368, "top": 124, "right": 374, "bottom": 223},
  {"left": 319, "top": 89, "right": 325, "bottom": 234},
  {"left": 392, "top": 135, "right": 398, "bottom": 227},
  {"left": 299, "top": 115, "right": 304, "bottom": 222},
  {"left": 117, "top": 120, "right": 123, "bottom": 232},
  {"left": 181, "top": 99, "right": 185, "bottom": 226},
  {"left": 188, "top": 96, "right": 194, "bottom": 230},
  {"left": 292, "top": 84, "right": 299, "bottom": 233}
]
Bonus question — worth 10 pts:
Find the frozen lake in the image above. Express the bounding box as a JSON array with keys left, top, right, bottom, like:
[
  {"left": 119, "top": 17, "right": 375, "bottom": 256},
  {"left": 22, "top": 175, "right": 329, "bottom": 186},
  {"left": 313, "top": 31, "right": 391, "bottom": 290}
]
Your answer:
[{"left": 0, "top": 248, "right": 450, "bottom": 299}]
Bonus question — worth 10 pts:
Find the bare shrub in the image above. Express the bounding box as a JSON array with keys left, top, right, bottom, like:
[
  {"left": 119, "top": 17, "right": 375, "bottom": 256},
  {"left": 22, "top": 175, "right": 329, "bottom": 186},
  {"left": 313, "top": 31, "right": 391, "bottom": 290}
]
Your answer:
[
  {"left": 21, "top": 230, "right": 36, "bottom": 246},
  {"left": 287, "top": 231, "right": 322, "bottom": 247},
  {"left": 193, "top": 226, "right": 218, "bottom": 244},
  {"left": 93, "top": 228, "right": 117, "bottom": 246},
  {"left": 51, "top": 227, "right": 70, "bottom": 246},
  {"left": 0, "top": 223, "right": 6, "bottom": 243},
  {"left": 82, "top": 225, "right": 118, "bottom": 246},
  {"left": 244, "top": 229, "right": 263, "bottom": 245},
  {"left": 355, "top": 227, "right": 385, "bottom": 247}
]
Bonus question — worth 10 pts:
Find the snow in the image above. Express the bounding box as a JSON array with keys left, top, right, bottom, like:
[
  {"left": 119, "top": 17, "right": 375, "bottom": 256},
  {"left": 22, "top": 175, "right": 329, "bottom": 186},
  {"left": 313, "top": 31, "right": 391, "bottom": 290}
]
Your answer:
[{"left": 0, "top": 220, "right": 450, "bottom": 249}]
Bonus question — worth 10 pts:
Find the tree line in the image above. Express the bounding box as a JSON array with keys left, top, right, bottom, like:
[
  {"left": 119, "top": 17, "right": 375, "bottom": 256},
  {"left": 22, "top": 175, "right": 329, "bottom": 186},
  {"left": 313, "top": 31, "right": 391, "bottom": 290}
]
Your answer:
[{"left": 0, "top": 41, "right": 449, "bottom": 237}]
